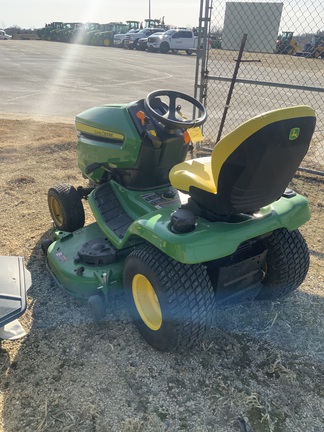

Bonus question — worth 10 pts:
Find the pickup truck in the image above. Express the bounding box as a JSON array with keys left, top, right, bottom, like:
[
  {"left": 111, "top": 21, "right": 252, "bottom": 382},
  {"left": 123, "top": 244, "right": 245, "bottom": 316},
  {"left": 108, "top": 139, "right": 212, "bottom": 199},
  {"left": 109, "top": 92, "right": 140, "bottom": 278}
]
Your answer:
[
  {"left": 124, "top": 27, "right": 166, "bottom": 49},
  {"left": 147, "top": 29, "right": 199, "bottom": 54},
  {"left": 113, "top": 28, "right": 140, "bottom": 48}
]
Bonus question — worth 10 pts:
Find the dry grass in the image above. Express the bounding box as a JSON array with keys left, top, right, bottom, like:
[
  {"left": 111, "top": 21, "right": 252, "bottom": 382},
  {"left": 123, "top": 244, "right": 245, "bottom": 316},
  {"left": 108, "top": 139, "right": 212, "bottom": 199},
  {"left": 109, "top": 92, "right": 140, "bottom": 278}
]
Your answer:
[{"left": 0, "top": 118, "right": 323, "bottom": 432}]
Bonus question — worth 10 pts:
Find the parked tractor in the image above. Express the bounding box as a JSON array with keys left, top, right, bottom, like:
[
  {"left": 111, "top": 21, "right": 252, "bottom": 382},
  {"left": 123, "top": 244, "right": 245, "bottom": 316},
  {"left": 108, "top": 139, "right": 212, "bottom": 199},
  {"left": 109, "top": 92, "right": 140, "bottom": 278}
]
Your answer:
[
  {"left": 96, "top": 20, "right": 141, "bottom": 47},
  {"left": 275, "top": 31, "right": 301, "bottom": 55},
  {"left": 113, "top": 21, "right": 141, "bottom": 48},
  {"left": 51, "top": 22, "right": 82, "bottom": 42},
  {"left": 37, "top": 22, "right": 63, "bottom": 41},
  {"left": 294, "top": 34, "right": 324, "bottom": 58},
  {"left": 74, "top": 22, "right": 101, "bottom": 45}
]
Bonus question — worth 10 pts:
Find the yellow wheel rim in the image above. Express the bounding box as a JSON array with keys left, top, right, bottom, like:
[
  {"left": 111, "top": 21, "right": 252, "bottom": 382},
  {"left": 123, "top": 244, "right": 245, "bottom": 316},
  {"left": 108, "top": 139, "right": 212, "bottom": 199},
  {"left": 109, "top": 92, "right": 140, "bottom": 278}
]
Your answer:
[
  {"left": 49, "top": 196, "right": 63, "bottom": 227},
  {"left": 132, "top": 274, "right": 162, "bottom": 331},
  {"left": 103, "top": 38, "right": 110, "bottom": 46}
]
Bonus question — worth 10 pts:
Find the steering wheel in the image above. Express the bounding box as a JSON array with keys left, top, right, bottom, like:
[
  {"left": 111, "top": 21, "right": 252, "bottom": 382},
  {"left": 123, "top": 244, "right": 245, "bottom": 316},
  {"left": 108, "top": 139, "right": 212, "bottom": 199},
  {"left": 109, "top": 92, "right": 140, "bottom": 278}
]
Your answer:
[{"left": 144, "top": 89, "right": 207, "bottom": 129}]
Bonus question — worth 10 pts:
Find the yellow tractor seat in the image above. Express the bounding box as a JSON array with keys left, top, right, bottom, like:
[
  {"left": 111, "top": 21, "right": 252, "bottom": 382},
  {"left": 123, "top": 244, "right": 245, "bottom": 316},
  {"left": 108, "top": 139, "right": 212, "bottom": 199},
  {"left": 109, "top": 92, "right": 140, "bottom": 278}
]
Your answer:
[{"left": 170, "top": 106, "right": 316, "bottom": 217}]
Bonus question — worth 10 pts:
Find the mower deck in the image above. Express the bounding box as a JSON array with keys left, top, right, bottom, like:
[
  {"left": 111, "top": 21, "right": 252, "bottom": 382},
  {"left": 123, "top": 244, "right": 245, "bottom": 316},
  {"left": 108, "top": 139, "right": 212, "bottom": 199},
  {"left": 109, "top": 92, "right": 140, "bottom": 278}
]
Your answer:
[{"left": 46, "top": 181, "right": 310, "bottom": 300}]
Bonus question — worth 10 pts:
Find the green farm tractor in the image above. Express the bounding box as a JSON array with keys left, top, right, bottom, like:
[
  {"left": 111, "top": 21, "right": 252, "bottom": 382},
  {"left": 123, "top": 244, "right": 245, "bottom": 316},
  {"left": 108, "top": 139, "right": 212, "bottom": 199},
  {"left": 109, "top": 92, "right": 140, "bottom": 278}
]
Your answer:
[
  {"left": 92, "top": 21, "right": 140, "bottom": 47},
  {"left": 53, "top": 22, "right": 82, "bottom": 43},
  {"left": 74, "top": 23, "right": 101, "bottom": 45},
  {"left": 37, "top": 22, "right": 64, "bottom": 41},
  {"left": 43, "top": 90, "right": 316, "bottom": 351}
]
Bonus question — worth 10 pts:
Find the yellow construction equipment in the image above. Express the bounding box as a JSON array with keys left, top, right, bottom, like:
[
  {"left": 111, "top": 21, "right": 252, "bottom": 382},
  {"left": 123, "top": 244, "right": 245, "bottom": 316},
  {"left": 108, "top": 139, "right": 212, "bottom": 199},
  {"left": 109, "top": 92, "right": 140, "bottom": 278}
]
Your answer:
[{"left": 275, "top": 31, "right": 301, "bottom": 55}]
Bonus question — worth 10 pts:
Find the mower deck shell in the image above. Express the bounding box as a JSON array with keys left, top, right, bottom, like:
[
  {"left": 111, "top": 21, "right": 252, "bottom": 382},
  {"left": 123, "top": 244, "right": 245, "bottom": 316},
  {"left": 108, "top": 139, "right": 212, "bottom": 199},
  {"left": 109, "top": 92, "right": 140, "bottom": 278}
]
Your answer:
[{"left": 46, "top": 223, "right": 127, "bottom": 299}]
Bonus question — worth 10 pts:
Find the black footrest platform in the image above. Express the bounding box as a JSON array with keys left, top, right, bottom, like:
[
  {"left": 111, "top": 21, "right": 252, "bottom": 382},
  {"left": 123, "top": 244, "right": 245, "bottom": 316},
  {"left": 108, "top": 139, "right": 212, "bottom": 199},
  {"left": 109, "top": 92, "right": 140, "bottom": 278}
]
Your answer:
[{"left": 94, "top": 183, "right": 133, "bottom": 238}]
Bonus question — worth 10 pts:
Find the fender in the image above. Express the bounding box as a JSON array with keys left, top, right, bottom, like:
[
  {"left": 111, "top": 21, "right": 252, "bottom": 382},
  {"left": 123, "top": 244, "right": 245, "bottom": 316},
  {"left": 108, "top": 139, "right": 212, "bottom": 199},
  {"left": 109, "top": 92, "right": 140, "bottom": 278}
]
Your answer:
[{"left": 124, "top": 193, "right": 310, "bottom": 264}]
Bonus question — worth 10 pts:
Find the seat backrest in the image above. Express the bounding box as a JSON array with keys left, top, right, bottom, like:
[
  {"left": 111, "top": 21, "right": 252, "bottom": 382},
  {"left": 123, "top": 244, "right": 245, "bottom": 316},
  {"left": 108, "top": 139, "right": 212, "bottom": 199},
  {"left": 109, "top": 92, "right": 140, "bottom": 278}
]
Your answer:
[{"left": 211, "top": 106, "right": 316, "bottom": 214}]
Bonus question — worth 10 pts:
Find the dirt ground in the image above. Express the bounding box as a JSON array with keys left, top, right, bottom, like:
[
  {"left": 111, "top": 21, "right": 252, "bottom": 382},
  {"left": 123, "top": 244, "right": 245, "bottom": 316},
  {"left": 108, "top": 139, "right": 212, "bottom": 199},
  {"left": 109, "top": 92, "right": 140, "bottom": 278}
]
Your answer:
[{"left": 0, "top": 117, "right": 323, "bottom": 432}]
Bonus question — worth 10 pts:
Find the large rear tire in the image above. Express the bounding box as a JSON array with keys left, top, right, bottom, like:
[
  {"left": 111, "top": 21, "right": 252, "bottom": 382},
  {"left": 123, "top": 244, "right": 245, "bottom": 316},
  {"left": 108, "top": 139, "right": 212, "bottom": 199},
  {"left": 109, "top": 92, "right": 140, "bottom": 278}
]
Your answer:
[
  {"left": 123, "top": 245, "right": 216, "bottom": 351},
  {"left": 255, "top": 228, "right": 309, "bottom": 301},
  {"left": 48, "top": 184, "right": 85, "bottom": 232}
]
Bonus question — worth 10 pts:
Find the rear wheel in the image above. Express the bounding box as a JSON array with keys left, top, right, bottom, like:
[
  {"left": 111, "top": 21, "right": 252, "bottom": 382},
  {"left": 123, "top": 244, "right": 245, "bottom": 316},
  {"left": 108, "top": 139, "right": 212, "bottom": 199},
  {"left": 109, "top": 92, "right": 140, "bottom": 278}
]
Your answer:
[
  {"left": 186, "top": 50, "right": 194, "bottom": 55},
  {"left": 48, "top": 184, "right": 85, "bottom": 232},
  {"left": 255, "top": 228, "right": 309, "bottom": 301},
  {"left": 123, "top": 245, "right": 216, "bottom": 351}
]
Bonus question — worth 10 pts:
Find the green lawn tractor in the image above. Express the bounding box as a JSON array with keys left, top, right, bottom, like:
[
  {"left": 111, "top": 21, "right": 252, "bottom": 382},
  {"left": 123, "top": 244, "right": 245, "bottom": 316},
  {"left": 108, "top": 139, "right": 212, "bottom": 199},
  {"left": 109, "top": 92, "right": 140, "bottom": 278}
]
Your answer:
[{"left": 43, "top": 90, "right": 316, "bottom": 351}]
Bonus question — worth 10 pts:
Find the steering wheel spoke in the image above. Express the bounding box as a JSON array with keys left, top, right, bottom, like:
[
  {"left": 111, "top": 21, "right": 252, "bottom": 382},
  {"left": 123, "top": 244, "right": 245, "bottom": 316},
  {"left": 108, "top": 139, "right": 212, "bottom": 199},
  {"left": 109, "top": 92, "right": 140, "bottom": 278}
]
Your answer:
[{"left": 167, "top": 93, "right": 178, "bottom": 120}]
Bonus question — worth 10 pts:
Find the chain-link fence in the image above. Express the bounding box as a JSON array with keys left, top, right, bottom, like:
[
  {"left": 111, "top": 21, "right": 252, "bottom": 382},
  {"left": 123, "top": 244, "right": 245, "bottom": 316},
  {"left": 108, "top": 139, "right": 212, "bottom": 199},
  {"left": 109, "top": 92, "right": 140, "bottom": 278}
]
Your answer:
[
  {"left": 194, "top": 0, "right": 323, "bottom": 261},
  {"left": 194, "top": 0, "right": 324, "bottom": 175}
]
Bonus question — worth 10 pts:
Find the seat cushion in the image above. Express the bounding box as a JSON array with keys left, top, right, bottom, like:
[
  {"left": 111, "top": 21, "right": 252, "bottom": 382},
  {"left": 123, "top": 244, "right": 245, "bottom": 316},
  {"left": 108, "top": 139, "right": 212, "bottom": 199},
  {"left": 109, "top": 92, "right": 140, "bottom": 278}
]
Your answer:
[{"left": 169, "top": 157, "right": 216, "bottom": 193}]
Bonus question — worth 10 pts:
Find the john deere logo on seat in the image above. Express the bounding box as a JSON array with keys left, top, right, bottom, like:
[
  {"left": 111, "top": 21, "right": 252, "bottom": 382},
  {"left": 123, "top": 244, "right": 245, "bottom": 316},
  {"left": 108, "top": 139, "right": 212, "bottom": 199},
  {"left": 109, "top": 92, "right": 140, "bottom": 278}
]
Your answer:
[{"left": 289, "top": 128, "right": 300, "bottom": 140}]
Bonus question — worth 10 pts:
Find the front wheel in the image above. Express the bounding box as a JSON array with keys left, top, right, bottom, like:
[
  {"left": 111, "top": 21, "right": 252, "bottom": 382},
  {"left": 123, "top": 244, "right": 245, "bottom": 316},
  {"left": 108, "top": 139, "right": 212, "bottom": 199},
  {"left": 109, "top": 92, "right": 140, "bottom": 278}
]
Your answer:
[
  {"left": 123, "top": 245, "right": 216, "bottom": 351},
  {"left": 160, "top": 42, "right": 170, "bottom": 54},
  {"left": 48, "top": 183, "right": 85, "bottom": 232},
  {"left": 255, "top": 228, "right": 309, "bottom": 301}
]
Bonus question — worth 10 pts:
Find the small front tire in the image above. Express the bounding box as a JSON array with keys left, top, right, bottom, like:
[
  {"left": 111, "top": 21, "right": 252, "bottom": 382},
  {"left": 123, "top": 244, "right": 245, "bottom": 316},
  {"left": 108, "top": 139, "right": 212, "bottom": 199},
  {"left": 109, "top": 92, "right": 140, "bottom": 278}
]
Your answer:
[{"left": 48, "top": 184, "right": 85, "bottom": 232}]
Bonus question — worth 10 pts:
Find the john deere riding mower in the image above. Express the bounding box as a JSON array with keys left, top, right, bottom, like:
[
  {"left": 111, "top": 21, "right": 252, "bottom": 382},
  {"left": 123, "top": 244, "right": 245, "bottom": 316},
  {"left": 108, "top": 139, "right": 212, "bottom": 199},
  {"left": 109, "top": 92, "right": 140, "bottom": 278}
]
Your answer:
[{"left": 43, "top": 90, "right": 316, "bottom": 351}]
